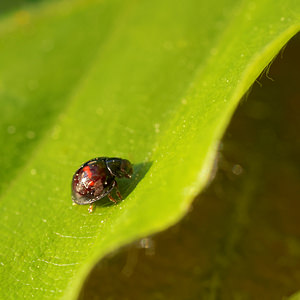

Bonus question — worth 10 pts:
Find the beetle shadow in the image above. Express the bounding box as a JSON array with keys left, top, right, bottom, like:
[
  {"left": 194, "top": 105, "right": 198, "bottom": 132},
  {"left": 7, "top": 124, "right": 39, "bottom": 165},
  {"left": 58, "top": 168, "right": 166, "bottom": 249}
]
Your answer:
[{"left": 96, "top": 161, "right": 153, "bottom": 208}]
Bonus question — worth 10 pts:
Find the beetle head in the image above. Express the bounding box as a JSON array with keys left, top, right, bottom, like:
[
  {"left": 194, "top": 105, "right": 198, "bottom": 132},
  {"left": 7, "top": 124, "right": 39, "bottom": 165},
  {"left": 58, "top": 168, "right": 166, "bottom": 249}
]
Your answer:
[{"left": 106, "top": 158, "right": 133, "bottom": 179}]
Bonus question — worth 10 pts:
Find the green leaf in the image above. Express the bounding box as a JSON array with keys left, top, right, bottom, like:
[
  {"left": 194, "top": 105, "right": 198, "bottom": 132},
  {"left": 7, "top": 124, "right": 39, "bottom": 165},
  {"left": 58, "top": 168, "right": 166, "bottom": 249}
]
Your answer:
[{"left": 0, "top": 0, "right": 299, "bottom": 299}]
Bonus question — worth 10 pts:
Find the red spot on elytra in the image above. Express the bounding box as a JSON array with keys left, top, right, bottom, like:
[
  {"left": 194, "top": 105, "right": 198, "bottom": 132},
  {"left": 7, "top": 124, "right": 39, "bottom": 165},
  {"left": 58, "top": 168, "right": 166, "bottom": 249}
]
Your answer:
[
  {"left": 83, "top": 166, "right": 92, "bottom": 179},
  {"left": 88, "top": 181, "right": 95, "bottom": 187}
]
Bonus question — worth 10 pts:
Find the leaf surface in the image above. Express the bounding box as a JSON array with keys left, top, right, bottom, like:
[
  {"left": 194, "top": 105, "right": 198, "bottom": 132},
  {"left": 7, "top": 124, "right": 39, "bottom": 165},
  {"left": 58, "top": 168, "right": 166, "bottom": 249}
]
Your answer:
[{"left": 0, "top": 0, "right": 299, "bottom": 299}]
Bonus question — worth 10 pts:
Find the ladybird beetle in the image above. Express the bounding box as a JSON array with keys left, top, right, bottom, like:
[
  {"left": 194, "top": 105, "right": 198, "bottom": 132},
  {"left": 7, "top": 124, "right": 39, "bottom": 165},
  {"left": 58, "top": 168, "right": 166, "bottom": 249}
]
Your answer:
[{"left": 71, "top": 157, "right": 133, "bottom": 213}]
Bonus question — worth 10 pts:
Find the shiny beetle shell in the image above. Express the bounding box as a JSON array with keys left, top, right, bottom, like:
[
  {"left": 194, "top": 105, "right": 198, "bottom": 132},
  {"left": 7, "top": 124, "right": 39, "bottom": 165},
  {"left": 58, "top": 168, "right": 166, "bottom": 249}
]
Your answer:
[{"left": 71, "top": 157, "right": 133, "bottom": 205}]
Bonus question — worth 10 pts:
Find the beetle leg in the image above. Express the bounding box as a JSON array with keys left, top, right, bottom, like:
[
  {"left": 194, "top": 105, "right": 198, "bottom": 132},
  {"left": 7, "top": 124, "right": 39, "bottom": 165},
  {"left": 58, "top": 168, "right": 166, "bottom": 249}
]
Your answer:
[
  {"left": 116, "top": 190, "right": 122, "bottom": 200},
  {"left": 108, "top": 194, "right": 118, "bottom": 204},
  {"left": 88, "top": 203, "right": 95, "bottom": 213},
  {"left": 114, "top": 181, "right": 122, "bottom": 200}
]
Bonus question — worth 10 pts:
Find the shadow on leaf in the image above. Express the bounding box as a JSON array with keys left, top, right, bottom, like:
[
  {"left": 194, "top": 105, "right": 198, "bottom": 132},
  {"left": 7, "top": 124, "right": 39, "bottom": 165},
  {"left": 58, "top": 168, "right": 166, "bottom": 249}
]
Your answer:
[{"left": 95, "top": 161, "right": 153, "bottom": 208}]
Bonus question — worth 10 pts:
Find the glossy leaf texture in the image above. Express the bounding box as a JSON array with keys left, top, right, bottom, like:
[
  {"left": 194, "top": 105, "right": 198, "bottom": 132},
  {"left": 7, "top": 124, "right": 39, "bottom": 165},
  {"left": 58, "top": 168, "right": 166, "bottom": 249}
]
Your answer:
[{"left": 0, "top": 0, "right": 299, "bottom": 299}]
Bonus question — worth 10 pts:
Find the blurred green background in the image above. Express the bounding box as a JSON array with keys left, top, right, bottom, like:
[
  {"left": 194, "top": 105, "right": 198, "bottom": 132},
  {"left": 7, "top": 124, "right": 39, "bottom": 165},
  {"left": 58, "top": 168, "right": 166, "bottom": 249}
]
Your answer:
[{"left": 0, "top": 0, "right": 44, "bottom": 14}]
